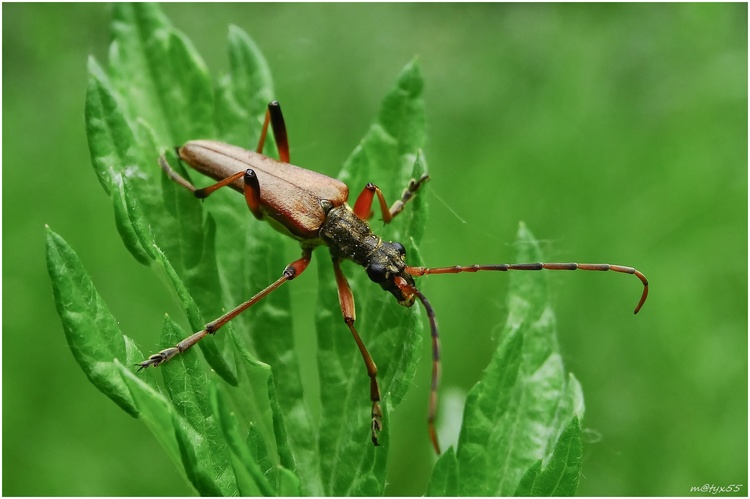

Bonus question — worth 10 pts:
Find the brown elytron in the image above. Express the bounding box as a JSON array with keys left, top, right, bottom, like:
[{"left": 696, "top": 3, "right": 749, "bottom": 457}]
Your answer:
[{"left": 139, "top": 101, "right": 649, "bottom": 454}]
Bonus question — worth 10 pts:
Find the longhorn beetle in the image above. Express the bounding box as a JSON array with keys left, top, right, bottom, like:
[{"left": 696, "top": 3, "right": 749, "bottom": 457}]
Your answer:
[{"left": 138, "top": 101, "right": 649, "bottom": 454}]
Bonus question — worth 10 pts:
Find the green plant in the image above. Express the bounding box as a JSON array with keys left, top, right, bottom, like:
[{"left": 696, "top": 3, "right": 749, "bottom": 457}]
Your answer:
[{"left": 47, "top": 3, "right": 583, "bottom": 495}]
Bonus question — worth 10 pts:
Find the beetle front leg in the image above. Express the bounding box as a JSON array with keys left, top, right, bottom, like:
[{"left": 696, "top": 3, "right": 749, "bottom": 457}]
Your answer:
[
  {"left": 352, "top": 171, "right": 430, "bottom": 223},
  {"left": 332, "top": 258, "right": 383, "bottom": 446}
]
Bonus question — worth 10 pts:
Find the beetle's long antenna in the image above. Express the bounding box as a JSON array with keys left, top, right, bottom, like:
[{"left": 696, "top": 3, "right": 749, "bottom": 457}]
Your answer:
[
  {"left": 394, "top": 277, "right": 442, "bottom": 455},
  {"left": 405, "top": 262, "right": 649, "bottom": 314}
]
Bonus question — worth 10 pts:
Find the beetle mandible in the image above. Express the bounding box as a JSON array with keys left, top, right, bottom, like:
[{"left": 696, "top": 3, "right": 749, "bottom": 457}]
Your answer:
[{"left": 138, "top": 101, "right": 649, "bottom": 454}]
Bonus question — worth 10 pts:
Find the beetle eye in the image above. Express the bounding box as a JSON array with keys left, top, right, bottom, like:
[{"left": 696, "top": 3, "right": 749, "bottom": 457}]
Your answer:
[
  {"left": 392, "top": 242, "right": 406, "bottom": 256},
  {"left": 366, "top": 264, "right": 388, "bottom": 283}
]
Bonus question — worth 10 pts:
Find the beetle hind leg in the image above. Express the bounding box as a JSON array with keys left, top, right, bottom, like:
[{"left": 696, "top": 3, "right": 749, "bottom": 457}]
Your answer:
[
  {"left": 257, "top": 101, "right": 290, "bottom": 163},
  {"left": 137, "top": 251, "right": 312, "bottom": 371},
  {"left": 159, "top": 155, "right": 198, "bottom": 193}
]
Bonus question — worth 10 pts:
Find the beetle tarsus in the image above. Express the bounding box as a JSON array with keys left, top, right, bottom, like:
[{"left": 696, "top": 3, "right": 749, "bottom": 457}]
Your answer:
[
  {"left": 371, "top": 402, "right": 383, "bottom": 446},
  {"left": 136, "top": 347, "right": 178, "bottom": 371}
]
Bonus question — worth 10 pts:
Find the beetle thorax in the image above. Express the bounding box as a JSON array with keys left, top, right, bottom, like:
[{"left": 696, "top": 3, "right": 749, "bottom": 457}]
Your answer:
[
  {"left": 319, "top": 204, "right": 416, "bottom": 305},
  {"left": 319, "top": 205, "right": 382, "bottom": 266}
]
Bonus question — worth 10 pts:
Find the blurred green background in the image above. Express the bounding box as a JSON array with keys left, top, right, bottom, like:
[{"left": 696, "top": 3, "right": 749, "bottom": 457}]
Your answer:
[{"left": 4, "top": 3, "right": 747, "bottom": 496}]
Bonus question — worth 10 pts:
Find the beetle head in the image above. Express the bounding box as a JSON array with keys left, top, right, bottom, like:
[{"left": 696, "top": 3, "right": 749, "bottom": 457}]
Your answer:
[{"left": 365, "top": 241, "right": 417, "bottom": 306}]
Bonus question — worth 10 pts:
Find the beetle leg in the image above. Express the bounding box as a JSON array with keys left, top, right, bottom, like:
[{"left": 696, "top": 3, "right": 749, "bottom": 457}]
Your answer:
[
  {"left": 352, "top": 172, "right": 430, "bottom": 223},
  {"left": 160, "top": 154, "right": 251, "bottom": 210},
  {"left": 191, "top": 170, "right": 246, "bottom": 198},
  {"left": 184, "top": 167, "right": 263, "bottom": 220},
  {"left": 137, "top": 250, "right": 312, "bottom": 370},
  {"left": 257, "top": 101, "right": 290, "bottom": 163},
  {"left": 268, "top": 101, "right": 290, "bottom": 163},
  {"left": 159, "top": 155, "right": 198, "bottom": 193},
  {"left": 241, "top": 169, "right": 263, "bottom": 220},
  {"left": 332, "top": 258, "right": 383, "bottom": 446}
]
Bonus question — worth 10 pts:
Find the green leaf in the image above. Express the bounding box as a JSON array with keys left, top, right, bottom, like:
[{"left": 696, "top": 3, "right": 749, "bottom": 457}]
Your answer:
[
  {"left": 212, "top": 385, "right": 275, "bottom": 497},
  {"left": 87, "top": 2, "right": 246, "bottom": 383},
  {"left": 68, "top": 4, "right": 443, "bottom": 495},
  {"left": 216, "top": 25, "right": 274, "bottom": 147},
  {"left": 85, "top": 58, "right": 153, "bottom": 266},
  {"left": 109, "top": 3, "right": 214, "bottom": 145},
  {"left": 172, "top": 413, "right": 225, "bottom": 497},
  {"left": 115, "top": 361, "right": 185, "bottom": 471},
  {"left": 116, "top": 357, "right": 230, "bottom": 496},
  {"left": 427, "top": 447, "right": 458, "bottom": 496},
  {"left": 453, "top": 223, "right": 585, "bottom": 496},
  {"left": 159, "top": 317, "right": 237, "bottom": 496},
  {"left": 277, "top": 466, "right": 303, "bottom": 496},
  {"left": 315, "top": 59, "right": 428, "bottom": 496},
  {"left": 73, "top": 4, "right": 299, "bottom": 495},
  {"left": 212, "top": 24, "right": 323, "bottom": 495},
  {"left": 45, "top": 223, "right": 232, "bottom": 494},
  {"left": 515, "top": 417, "right": 583, "bottom": 496},
  {"left": 45, "top": 227, "right": 142, "bottom": 417},
  {"left": 112, "top": 173, "right": 157, "bottom": 263}
]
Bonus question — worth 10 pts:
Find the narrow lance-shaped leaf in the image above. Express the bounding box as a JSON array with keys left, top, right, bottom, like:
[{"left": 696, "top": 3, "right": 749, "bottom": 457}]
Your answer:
[
  {"left": 85, "top": 57, "right": 153, "bottom": 266},
  {"left": 117, "top": 363, "right": 229, "bottom": 495},
  {"left": 451, "top": 223, "right": 585, "bottom": 496},
  {"left": 159, "top": 316, "right": 237, "bottom": 496},
  {"left": 515, "top": 417, "right": 583, "bottom": 496},
  {"left": 427, "top": 447, "right": 459, "bottom": 496},
  {"left": 109, "top": 3, "right": 214, "bottom": 145},
  {"left": 211, "top": 386, "right": 276, "bottom": 497},
  {"left": 114, "top": 361, "right": 192, "bottom": 490},
  {"left": 118, "top": 172, "right": 238, "bottom": 385},
  {"left": 315, "top": 59, "right": 428, "bottom": 496},
  {"left": 45, "top": 227, "right": 142, "bottom": 417},
  {"left": 86, "top": 3, "right": 244, "bottom": 383},
  {"left": 212, "top": 25, "right": 321, "bottom": 495},
  {"left": 65, "top": 5, "right": 299, "bottom": 496}
]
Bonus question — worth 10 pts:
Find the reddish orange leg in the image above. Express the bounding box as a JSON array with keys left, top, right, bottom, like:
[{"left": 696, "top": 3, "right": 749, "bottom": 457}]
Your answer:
[
  {"left": 348, "top": 167, "right": 431, "bottom": 446},
  {"left": 352, "top": 172, "right": 430, "bottom": 222},
  {"left": 138, "top": 250, "right": 312, "bottom": 370},
  {"left": 159, "top": 99, "right": 289, "bottom": 210},
  {"left": 256, "top": 101, "right": 290, "bottom": 163},
  {"left": 406, "top": 262, "right": 649, "bottom": 314},
  {"left": 332, "top": 258, "right": 383, "bottom": 446},
  {"left": 159, "top": 156, "right": 264, "bottom": 220}
]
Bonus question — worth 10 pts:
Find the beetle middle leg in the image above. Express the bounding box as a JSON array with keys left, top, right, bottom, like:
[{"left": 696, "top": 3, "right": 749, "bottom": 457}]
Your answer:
[
  {"left": 332, "top": 257, "right": 383, "bottom": 446},
  {"left": 352, "top": 171, "right": 430, "bottom": 223},
  {"left": 138, "top": 250, "right": 312, "bottom": 370}
]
